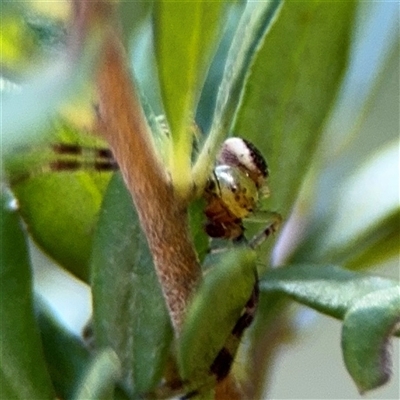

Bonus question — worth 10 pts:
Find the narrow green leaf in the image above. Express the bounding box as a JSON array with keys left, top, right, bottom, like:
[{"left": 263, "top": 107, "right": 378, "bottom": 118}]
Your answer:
[
  {"left": 73, "top": 348, "right": 121, "bottom": 400},
  {"left": 195, "top": 4, "right": 244, "bottom": 133},
  {"left": 0, "top": 188, "right": 54, "bottom": 399},
  {"left": 4, "top": 119, "right": 111, "bottom": 282},
  {"left": 259, "top": 264, "right": 398, "bottom": 320},
  {"left": 153, "top": 0, "right": 228, "bottom": 192},
  {"left": 342, "top": 287, "right": 400, "bottom": 393},
  {"left": 234, "top": 0, "right": 357, "bottom": 216},
  {"left": 91, "top": 173, "right": 173, "bottom": 394},
  {"left": 178, "top": 248, "right": 257, "bottom": 382},
  {"left": 193, "top": 0, "right": 283, "bottom": 189},
  {"left": 35, "top": 296, "right": 90, "bottom": 399}
]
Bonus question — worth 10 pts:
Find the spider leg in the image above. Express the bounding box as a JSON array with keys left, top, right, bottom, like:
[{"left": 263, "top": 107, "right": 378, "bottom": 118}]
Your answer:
[
  {"left": 6, "top": 143, "right": 118, "bottom": 186},
  {"left": 50, "top": 143, "right": 118, "bottom": 172},
  {"left": 249, "top": 211, "right": 282, "bottom": 250},
  {"left": 49, "top": 158, "right": 118, "bottom": 172},
  {"left": 51, "top": 143, "right": 114, "bottom": 161}
]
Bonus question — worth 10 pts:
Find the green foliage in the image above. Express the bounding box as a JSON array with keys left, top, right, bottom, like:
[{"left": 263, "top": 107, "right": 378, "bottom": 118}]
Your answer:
[
  {"left": 178, "top": 248, "right": 257, "bottom": 383},
  {"left": 153, "top": 1, "right": 228, "bottom": 190},
  {"left": 4, "top": 120, "right": 111, "bottom": 281},
  {"left": 36, "top": 298, "right": 91, "bottom": 398},
  {"left": 91, "top": 174, "right": 173, "bottom": 395},
  {"left": 260, "top": 264, "right": 398, "bottom": 319},
  {"left": 234, "top": 1, "right": 357, "bottom": 217},
  {"left": 1, "top": 1, "right": 398, "bottom": 399},
  {"left": 260, "top": 264, "right": 400, "bottom": 393},
  {"left": 0, "top": 189, "right": 54, "bottom": 399},
  {"left": 72, "top": 348, "right": 121, "bottom": 400},
  {"left": 193, "top": 0, "right": 283, "bottom": 188},
  {"left": 342, "top": 287, "right": 400, "bottom": 393}
]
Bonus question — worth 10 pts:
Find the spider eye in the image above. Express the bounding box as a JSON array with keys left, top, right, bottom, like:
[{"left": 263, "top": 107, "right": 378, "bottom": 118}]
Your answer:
[{"left": 217, "top": 137, "right": 268, "bottom": 188}]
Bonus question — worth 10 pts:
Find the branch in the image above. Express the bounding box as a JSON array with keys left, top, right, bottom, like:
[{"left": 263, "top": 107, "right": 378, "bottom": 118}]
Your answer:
[{"left": 82, "top": 3, "right": 201, "bottom": 333}]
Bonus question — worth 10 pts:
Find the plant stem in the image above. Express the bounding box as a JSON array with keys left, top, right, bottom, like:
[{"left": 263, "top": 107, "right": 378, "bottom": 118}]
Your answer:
[{"left": 78, "top": 1, "right": 202, "bottom": 334}]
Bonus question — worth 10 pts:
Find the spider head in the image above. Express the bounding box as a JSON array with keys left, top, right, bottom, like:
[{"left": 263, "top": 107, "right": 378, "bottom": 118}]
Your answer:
[{"left": 217, "top": 137, "right": 269, "bottom": 197}]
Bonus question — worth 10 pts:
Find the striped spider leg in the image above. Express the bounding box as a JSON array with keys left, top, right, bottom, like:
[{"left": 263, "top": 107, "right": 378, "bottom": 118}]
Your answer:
[
  {"left": 49, "top": 143, "right": 118, "bottom": 173},
  {"left": 6, "top": 142, "right": 119, "bottom": 186},
  {"left": 189, "top": 220, "right": 281, "bottom": 396},
  {"left": 5, "top": 115, "right": 182, "bottom": 187}
]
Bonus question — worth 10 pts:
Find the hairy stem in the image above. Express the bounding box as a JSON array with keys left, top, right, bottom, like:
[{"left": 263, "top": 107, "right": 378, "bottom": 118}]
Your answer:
[{"left": 82, "top": 3, "right": 201, "bottom": 333}]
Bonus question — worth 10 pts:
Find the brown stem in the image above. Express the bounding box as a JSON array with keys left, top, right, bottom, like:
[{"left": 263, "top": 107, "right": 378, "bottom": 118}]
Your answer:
[{"left": 88, "top": 7, "right": 201, "bottom": 333}]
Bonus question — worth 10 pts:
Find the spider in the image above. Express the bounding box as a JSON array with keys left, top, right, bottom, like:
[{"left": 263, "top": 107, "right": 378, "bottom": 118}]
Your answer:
[
  {"left": 204, "top": 137, "right": 273, "bottom": 241},
  {"left": 189, "top": 137, "right": 281, "bottom": 396}
]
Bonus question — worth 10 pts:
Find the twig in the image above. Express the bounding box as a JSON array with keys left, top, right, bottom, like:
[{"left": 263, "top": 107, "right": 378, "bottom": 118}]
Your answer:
[{"left": 75, "top": 1, "right": 202, "bottom": 333}]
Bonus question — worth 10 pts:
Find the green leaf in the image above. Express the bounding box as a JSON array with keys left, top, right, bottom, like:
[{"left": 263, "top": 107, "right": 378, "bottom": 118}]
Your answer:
[
  {"left": 153, "top": 0, "right": 228, "bottom": 192},
  {"left": 72, "top": 348, "right": 121, "bottom": 400},
  {"left": 178, "top": 248, "right": 257, "bottom": 383},
  {"left": 193, "top": 0, "right": 283, "bottom": 188},
  {"left": 233, "top": 0, "right": 357, "bottom": 217},
  {"left": 35, "top": 296, "right": 91, "bottom": 399},
  {"left": 259, "top": 264, "right": 398, "bottom": 320},
  {"left": 91, "top": 173, "right": 173, "bottom": 394},
  {"left": 0, "top": 188, "right": 54, "bottom": 399},
  {"left": 342, "top": 287, "right": 400, "bottom": 393},
  {"left": 259, "top": 264, "right": 400, "bottom": 392},
  {"left": 4, "top": 120, "right": 111, "bottom": 282},
  {"left": 10, "top": 173, "right": 108, "bottom": 282}
]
